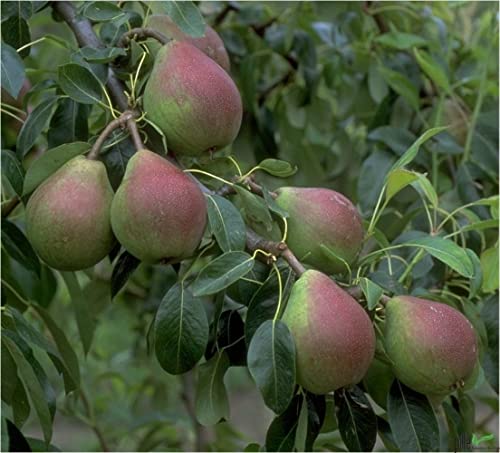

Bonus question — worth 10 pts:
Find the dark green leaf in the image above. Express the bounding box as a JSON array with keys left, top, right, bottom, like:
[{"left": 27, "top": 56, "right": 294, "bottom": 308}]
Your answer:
[
  {"left": 214, "top": 310, "right": 246, "bottom": 366},
  {"left": 206, "top": 194, "right": 246, "bottom": 252},
  {"left": 480, "top": 246, "right": 499, "bottom": 293},
  {"left": 79, "top": 46, "right": 127, "bottom": 63},
  {"left": 1, "top": 220, "right": 40, "bottom": 276},
  {"left": 389, "top": 127, "right": 447, "bottom": 173},
  {"left": 154, "top": 283, "right": 208, "bottom": 374},
  {"left": 295, "top": 395, "right": 308, "bottom": 452},
  {"left": 387, "top": 380, "right": 439, "bottom": 451},
  {"left": 304, "top": 392, "right": 326, "bottom": 451},
  {"left": 359, "top": 277, "right": 383, "bottom": 310},
  {"left": 5, "top": 418, "right": 32, "bottom": 452},
  {"left": 2, "top": 16, "right": 31, "bottom": 58},
  {"left": 58, "top": 63, "right": 102, "bottom": 104},
  {"left": 22, "top": 142, "right": 90, "bottom": 196},
  {"left": 163, "top": 1, "right": 205, "bottom": 38},
  {"left": 265, "top": 395, "right": 301, "bottom": 451},
  {"left": 404, "top": 235, "right": 474, "bottom": 278},
  {"left": 481, "top": 295, "right": 499, "bottom": 393},
  {"left": 60, "top": 272, "right": 95, "bottom": 355},
  {"left": 17, "top": 96, "right": 59, "bottom": 158},
  {"left": 378, "top": 67, "right": 419, "bottom": 111},
  {"left": 1, "top": 1, "right": 33, "bottom": 20},
  {"left": 81, "top": 1, "right": 125, "bottom": 21},
  {"left": 3, "top": 335, "right": 52, "bottom": 443},
  {"left": 257, "top": 159, "right": 297, "bottom": 177},
  {"left": 0, "top": 43, "right": 25, "bottom": 98},
  {"left": 195, "top": 351, "right": 230, "bottom": 426},
  {"left": 111, "top": 250, "right": 140, "bottom": 299},
  {"left": 1, "top": 149, "right": 25, "bottom": 196},
  {"left": 247, "top": 320, "right": 296, "bottom": 414},
  {"left": 414, "top": 49, "right": 450, "bottom": 92},
  {"left": 47, "top": 98, "right": 90, "bottom": 148},
  {"left": 375, "top": 32, "right": 427, "bottom": 50},
  {"left": 191, "top": 251, "right": 255, "bottom": 297},
  {"left": 443, "top": 400, "right": 469, "bottom": 452},
  {"left": 335, "top": 386, "right": 377, "bottom": 452}
]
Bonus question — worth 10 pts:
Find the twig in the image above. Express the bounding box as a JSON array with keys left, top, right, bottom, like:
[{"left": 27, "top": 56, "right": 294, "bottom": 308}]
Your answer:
[
  {"left": 181, "top": 373, "right": 208, "bottom": 451},
  {"left": 245, "top": 229, "right": 306, "bottom": 276},
  {"left": 1, "top": 196, "right": 20, "bottom": 218},
  {"left": 87, "top": 111, "right": 137, "bottom": 160},
  {"left": 363, "top": 1, "right": 388, "bottom": 34},
  {"left": 80, "top": 389, "right": 110, "bottom": 451},
  {"left": 126, "top": 116, "right": 144, "bottom": 151},
  {"left": 118, "top": 27, "right": 170, "bottom": 48}
]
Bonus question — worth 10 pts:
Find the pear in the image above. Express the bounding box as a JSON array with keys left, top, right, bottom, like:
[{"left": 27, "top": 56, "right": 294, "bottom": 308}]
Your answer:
[
  {"left": 385, "top": 296, "right": 479, "bottom": 396},
  {"left": 147, "top": 14, "right": 230, "bottom": 71},
  {"left": 275, "top": 187, "right": 364, "bottom": 274},
  {"left": 282, "top": 270, "right": 375, "bottom": 394},
  {"left": 25, "top": 156, "right": 114, "bottom": 271},
  {"left": 110, "top": 150, "right": 207, "bottom": 263},
  {"left": 143, "top": 41, "right": 242, "bottom": 157}
]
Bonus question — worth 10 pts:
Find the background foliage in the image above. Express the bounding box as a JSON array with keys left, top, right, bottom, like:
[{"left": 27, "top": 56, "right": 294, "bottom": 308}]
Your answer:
[{"left": 1, "top": 1, "right": 499, "bottom": 452}]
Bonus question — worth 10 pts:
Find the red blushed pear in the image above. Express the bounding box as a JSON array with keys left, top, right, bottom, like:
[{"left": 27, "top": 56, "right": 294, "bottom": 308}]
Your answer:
[
  {"left": 147, "top": 14, "right": 230, "bottom": 72},
  {"left": 110, "top": 150, "right": 207, "bottom": 263},
  {"left": 282, "top": 270, "right": 376, "bottom": 394},
  {"left": 142, "top": 41, "right": 242, "bottom": 157},
  {"left": 275, "top": 187, "right": 364, "bottom": 274},
  {"left": 25, "top": 156, "right": 115, "bottom": 271},
  {"left": 385, "top": 296, "right": 479, "bottom": 397}
]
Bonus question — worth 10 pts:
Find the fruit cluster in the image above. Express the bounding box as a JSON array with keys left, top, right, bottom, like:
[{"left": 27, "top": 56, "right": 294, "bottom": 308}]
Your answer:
[{"left": 24, "top": 16, "right": 479, "bottom": 402}]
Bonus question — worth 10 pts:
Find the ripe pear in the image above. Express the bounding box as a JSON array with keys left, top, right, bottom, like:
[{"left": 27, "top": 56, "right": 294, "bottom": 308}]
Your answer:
[
  {"left": 275, "top": 187, "right": 364, "bottom": 274},
  {"left": 110, "top": 150, "right": 207, "bottom": 263},
  {"left": 385, "top": 296, "right": 479, "bottom": 397},
  {"left": 282, "top": 270, "right": 375, "bottom": 394},
  {"left": 147, "top": 14, "right": 230, "bottom": 72},
  {"left": 143, "top": 41, "right": 242, "bottom": 157},
  {"left": 25, "top": 156, "right": 114, "bottom": 271}
]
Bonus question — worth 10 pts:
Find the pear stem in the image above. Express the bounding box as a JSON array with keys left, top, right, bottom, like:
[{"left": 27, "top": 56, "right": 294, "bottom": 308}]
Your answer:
[
  {"left": 87, "top": 111, "right": 139, "bottom": 160},
  {"left": 118, "top": 27, "right": 170, "bottom": 48}
]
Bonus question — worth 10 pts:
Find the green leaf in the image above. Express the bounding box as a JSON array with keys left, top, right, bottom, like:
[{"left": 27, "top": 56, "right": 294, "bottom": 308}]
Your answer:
[
  {"left": 1, "top": 149, "right": 25, "bottom": 197},
  {"left": 265, "top": 395, "right": 301, "bottom": 451},
  {"left": 294, "top": 395, "right": 308, "bottom": 452},
  {"left": 154, "top": 283, "right": 208, "bottom": 374},
  {"left": 480, "top": 246, "right": 499, "bottom": 293},
  {"left": 22, "top": 142, "right": 90, "bottom": 196},
  {"left": 2, "top": 16, "right": 31, "bottom": 58},
  {"left": 191, "top": 251, "right": 255, "bottom": 297},
  {"left": 1, "top": 219, "right": 40, "bottom": 276},
  {"left": 2, "top": 335, "right": 52, "bottom": 444},
  {"left": 368, "top": 65, "right": 388, "bottom": 103},
  {"left": 195, "top": 351, "right": 230, "bottom": 426},
  {"left": 81, "top": 1, "right": 125, "bottom": 21},
  {"left": 257, "top": 159, "right": 297, "bottom": 177},
  {"left": 58, "top": 63, "right": 102, "bottom": 104},
  {"left": 47, "top": 98, "right": 90, "bottom": 148},
  {"left": 111, "top": 250, "right": 141, "bottom": 299},
  {"left": 442, "top": 400, "right": 468, "bottom": 452},
  {"left": 234, "top": 186, "right": 274, "bottom": 234},
  {"left": 163, "top": 1, "right": 205, "bottom": 38},
  {"left": 247, "top": 319, "right": 296, "bottom": 414},
  {"left": 16, "top": 97, "right": 59, "bottom": 158},
  {"left": 359, "top": 277, "right": 384, "bottom": 310},
  {"left": 412, "top": 173, "right": 438, "bottom": 207},
  {"left": 1, "top": 2, "right": 33, "bottom": 21},
  {"left": 0, "top": 43, "right": 25, "bottom": 98},
  {"left": 31, "top": 304, "right": 80, "bottom": 393},
  {"left": 375, "top": 32, "right": 428, "bottom": 50},
  {"left": 60, "top": 272, "right": 95, "bottom": 355},
  {"left": 466, "top": 249, "right": 483, "bottom": 299},
  {"left": 206, "top": 194, "right": 246, "bottom": 252},
  {"left": 414, "top": 48, "right": 451, "bottom": 93},
  {"left": 78, "top": 46, "right": 127, "bottom": 63},
  {"left": 378, "top": 66, "right": 419, "bottom": 110},
  {"left": 387, "top": 380, "right": 439, "bottom": 452},
  {"left": 389, "top": 127, "right": 447, "bottom": 173},
  {"left": 335, "top": 386, "right": 377, "bottom": 452},
  {"left": 404, "top": 235, "right": 474, "bottom": 278},
  {"left": 386, "top": 169, "right": 419, "bottom": 202}
]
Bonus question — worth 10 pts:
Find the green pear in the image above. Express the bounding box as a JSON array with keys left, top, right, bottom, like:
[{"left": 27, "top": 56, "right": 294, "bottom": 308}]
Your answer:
[
  {"left": 385, "top": 295, "right": 479, "bottom": 397},
  {"left": 147, "top": 14, "right": 230, "bottom": 71},
  {"left": 282, "top": 270, "right": 376, "bottom": 394},
  {"left": 110, "top": 150, "right": 207, "bottom": 263},
  {"left": 275, "top": 187, "right": 364, "bottom": 274},
  {"left": 143, "top": 41, "right": 242, "bottom": 157},
  {"left": 25, "top": 156, "right": 114, "bottom": 271}
]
